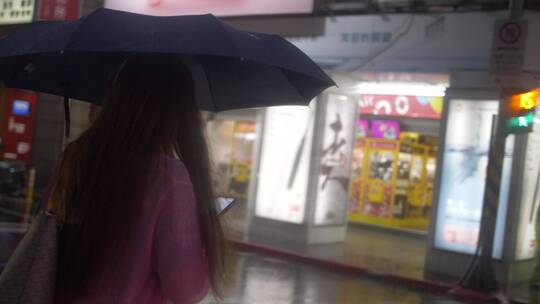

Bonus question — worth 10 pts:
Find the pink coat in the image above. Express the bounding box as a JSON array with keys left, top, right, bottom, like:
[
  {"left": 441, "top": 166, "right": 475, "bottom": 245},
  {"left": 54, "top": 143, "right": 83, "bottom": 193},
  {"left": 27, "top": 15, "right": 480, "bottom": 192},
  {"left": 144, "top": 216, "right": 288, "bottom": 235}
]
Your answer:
[{"left": 56, "top": 155, "right": 210, "bottom": 303}]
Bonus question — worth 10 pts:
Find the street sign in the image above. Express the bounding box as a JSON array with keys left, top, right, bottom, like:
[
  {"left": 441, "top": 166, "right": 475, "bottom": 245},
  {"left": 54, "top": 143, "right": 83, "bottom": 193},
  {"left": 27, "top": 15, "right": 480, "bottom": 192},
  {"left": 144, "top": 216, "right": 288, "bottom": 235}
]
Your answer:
[
  {"left": 490, "top": 19, "right": 528, "bottom": 82},
  {"left": 0, "top": 0, "right": 35, "bottom": 25}
]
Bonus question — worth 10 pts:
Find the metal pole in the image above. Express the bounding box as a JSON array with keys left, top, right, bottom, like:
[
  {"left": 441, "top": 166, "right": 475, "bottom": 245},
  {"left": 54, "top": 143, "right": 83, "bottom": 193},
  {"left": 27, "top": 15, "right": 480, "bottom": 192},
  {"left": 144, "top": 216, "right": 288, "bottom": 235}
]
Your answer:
[{"left": 509, "top": 0, "right": 525, "bottom": 19}]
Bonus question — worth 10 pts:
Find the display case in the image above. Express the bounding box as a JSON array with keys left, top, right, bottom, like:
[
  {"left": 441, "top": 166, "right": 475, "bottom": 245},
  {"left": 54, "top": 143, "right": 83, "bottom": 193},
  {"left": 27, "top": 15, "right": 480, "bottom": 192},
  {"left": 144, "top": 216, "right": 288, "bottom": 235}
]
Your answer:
[{"left": 348, "top": 134, "right": 436, "bottom": 231}]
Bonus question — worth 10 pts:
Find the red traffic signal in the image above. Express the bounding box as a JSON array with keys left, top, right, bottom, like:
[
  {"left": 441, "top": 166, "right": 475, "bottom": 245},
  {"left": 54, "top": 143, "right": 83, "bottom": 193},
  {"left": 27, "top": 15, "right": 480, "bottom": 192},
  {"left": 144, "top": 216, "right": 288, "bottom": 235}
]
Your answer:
[{"left": 507, "top": 89, "right": 539, "bottom": 117}]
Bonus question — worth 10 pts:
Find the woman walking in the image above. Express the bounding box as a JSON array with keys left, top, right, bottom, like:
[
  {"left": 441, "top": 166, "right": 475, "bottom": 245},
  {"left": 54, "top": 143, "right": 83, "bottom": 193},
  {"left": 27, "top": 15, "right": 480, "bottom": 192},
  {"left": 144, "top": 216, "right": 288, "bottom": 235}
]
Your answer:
[{"left": 48, "top": 55, "right": 227, "bottom": 303}]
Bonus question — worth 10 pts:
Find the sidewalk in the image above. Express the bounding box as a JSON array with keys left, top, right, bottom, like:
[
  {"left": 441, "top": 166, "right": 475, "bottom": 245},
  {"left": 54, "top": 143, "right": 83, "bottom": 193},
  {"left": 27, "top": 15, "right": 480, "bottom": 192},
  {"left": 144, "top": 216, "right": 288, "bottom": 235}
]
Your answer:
[
  {"left": 223, "top": 202, "right": 529, "bottom": 304},
  {"left": 203, "top": 251, "right": 474, "bottom": 304},
  {"left": 223, "top": 201, "right": 426, "bottom": 278},
  {"left": 0, "top": 201, "right": 531, "bottom": 303}
]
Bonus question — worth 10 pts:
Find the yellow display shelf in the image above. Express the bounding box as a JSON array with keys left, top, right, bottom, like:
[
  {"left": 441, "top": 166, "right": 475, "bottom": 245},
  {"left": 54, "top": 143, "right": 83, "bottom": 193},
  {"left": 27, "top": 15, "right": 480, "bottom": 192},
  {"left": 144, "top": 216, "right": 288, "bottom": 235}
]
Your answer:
[{"left": 348, "top": 213, "right": 429, "bottom": 231}]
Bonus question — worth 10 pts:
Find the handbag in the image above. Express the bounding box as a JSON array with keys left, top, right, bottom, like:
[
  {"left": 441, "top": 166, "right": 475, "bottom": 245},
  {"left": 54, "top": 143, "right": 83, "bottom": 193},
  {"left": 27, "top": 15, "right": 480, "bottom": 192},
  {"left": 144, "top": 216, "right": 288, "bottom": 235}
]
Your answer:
[{"left": 0, "top": 210, "right": 61, "bottom": 304}]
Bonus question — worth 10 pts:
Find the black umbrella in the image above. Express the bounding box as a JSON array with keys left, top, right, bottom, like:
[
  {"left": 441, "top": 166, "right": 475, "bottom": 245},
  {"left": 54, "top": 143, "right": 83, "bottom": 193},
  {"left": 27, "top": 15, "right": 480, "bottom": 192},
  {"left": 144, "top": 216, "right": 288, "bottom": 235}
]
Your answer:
[{"left": 0, "top": 8, "right": 334, "bottom": 113}]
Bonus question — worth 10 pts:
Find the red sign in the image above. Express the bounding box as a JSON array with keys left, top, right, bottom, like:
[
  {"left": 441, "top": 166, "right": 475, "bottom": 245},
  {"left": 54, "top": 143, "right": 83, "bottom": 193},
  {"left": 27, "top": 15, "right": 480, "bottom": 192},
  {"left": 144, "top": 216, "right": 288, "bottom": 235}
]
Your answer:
[
  {"left": 358, "top": 94, "right": 443, "bottom": 119},
  {"left": 39, "top": 0, "right": 80, "bottom": 21},
  {"left": 1, "top": 89, "right": 38, "bottom": 164}
]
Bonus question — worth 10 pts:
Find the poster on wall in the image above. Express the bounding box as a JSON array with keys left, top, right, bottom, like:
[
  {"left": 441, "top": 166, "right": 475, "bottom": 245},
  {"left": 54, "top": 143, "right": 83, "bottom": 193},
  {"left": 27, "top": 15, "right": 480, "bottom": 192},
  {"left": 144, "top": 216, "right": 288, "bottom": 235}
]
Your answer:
[
  {"left": 434, "top": 100, "right": 513, "bottom": 259},
  {"left": 105, "top": 0, "right": 313, "bottom": 16},
  {"left": 371, "top": 120, "right": 400, "bottom": 140},
  {"left": 255, "top": 105, "right": 315, "bottom": 224},
  {"left": 356, "top": 119, "right": 369, "bottom": 138},
  {"left": 515, "top": 109, "right": 540, "bottom": 260},
  {"left": 313, "top": 95, "right": 356, "bottom": 226}
]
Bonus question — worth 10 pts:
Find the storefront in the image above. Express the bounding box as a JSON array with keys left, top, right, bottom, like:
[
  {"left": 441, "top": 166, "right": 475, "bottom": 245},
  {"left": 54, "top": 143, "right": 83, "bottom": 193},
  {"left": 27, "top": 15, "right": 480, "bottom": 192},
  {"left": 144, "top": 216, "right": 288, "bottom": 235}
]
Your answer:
[
  {"left": 205, "top": 71, "right": 448, "bottom": 235},
  {"left": 206, "top": 110, "right": 259, "bottom": 202},
  {"left": 331, "top": 72, "right": 448, "bottom": 232}
]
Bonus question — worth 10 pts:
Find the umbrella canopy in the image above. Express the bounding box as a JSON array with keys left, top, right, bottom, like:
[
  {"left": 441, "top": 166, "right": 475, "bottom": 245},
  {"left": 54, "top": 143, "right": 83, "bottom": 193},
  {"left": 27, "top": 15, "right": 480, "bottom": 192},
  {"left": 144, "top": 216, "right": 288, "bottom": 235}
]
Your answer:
[{"left": 0, "top": 8, "right": 334, "bottom": 111}]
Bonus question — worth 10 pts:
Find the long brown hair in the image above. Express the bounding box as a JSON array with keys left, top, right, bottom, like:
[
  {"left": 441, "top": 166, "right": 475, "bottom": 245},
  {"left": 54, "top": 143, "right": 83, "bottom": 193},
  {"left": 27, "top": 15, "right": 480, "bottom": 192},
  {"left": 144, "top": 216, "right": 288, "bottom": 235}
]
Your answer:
[{"left": 50, "top": 55, "right": 227, "bottom": 297}]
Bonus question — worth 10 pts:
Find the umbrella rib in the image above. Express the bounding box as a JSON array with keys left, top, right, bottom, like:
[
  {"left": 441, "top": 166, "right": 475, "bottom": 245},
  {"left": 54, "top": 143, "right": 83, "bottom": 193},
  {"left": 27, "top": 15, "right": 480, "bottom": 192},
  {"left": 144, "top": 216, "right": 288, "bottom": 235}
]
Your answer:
[
  {"left": 204, "top": 17, "right": 242, "bottom": 112},
  {"left": 279, "top": 70, "right": 309, "bottom": 103},
  {"left": 211, "top": 17, "right": 241, "bottom": 59},
  {"left": 62, "top": 16, "right": 90, "bottom": 53},
  {"left": 205, "top": 74, "right": 219, "bottom": 112}
]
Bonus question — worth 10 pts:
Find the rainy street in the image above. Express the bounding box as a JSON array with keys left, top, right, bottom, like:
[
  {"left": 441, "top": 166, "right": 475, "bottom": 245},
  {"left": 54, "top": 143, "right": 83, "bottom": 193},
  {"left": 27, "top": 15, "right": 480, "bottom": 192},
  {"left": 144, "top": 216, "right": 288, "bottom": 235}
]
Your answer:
[{"left": 201, "top": 251, "right": 470, "bottom": 304}]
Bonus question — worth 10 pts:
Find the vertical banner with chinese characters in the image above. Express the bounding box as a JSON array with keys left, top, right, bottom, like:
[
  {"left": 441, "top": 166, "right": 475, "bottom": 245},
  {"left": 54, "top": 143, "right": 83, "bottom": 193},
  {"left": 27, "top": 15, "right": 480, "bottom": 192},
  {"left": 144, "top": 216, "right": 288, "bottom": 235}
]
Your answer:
[
  {"left": 1, "top": 89, "right": 38, "bottom": 164},
  {"left": 314, "top": 95, "right": 356, "bottom": 226},
  {"left": 39, "top": 0, "right": 80, "bottom": 21}
]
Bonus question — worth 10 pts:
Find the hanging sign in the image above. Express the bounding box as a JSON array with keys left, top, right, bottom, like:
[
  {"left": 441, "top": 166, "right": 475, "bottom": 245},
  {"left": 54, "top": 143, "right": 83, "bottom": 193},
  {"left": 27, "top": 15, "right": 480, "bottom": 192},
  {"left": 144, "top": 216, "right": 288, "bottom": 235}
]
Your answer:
[{"left": 358, "top": 95, "right": 443, "bottom": 119}]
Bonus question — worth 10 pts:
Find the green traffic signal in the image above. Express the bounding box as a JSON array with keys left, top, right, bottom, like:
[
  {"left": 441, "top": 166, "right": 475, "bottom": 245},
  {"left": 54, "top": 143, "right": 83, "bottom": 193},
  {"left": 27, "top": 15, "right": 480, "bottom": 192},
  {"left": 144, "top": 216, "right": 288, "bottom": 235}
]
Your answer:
[{"left": 506, "top": 112, "right": 535, "bottom": 134}]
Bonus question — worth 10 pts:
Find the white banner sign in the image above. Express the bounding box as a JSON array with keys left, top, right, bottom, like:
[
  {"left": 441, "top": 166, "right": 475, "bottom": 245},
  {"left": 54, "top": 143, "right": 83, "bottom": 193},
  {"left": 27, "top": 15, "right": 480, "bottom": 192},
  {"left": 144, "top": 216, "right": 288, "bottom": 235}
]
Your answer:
[
  {"left": 255, "top": 105, "right": 314, "bottom": 224},
  {"left": 0, "top": 0, "right": 35, "bottom": 25},
  {"left": 314, "top": 95, "right": 356, "bottom": 226}
]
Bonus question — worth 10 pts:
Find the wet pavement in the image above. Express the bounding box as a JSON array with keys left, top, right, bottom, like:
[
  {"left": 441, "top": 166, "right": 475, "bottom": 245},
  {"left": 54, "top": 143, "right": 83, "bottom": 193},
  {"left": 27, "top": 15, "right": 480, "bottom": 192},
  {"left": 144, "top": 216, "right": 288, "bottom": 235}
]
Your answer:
[
  {"left": 0, "top": 226, "right": 469, "bottom": 304},
  {"left": 222, "top": 201, "right": 531, "bottom": 303},
  {"left": 0, "top": 202, "right": 529, "bottom": 303},
  {"left": 202, "top": 251, "right": 471, "bottom": 304},
  {"left": 223, "top": 201, "right": 427, "bottom": 280}
]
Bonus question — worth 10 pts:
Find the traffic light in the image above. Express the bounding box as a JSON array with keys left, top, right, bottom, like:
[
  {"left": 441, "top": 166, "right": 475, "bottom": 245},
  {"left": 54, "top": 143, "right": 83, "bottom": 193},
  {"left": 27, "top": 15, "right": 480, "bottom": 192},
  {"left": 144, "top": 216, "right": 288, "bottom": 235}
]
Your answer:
[{"left": 505, "top": 89, "right": 539, "bottom": 134}]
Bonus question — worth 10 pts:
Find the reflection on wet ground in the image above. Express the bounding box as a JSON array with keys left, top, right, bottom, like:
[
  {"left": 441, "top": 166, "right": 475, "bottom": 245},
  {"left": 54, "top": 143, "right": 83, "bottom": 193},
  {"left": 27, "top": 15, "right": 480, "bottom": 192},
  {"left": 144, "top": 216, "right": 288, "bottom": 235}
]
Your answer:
[
  {"left": 0, "top": 228, "right": 467, "bottom": 304},
  {"left": 222, "top": 201, "right": 532, "bottom": 303},
  {"left": 202, "top": 251, "right": 470, "bottom": 304},
  {"left": 223, "top": 200, "right": 427, "bottom": 280}
]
